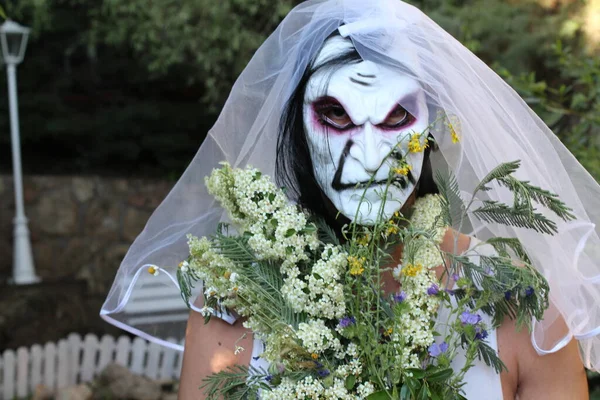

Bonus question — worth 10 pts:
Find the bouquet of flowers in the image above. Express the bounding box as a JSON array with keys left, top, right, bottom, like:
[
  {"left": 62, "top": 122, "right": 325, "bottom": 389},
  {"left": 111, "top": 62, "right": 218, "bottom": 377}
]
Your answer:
[{"left": 166, "top": 129, "right": 573, "bottom": 399}]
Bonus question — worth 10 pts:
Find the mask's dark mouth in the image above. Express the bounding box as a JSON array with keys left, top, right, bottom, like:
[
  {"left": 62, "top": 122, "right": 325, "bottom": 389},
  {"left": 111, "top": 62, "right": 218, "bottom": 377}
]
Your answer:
[
  {"left": 329, "top": 140, "right": 416, "bottom": 192},
  {"left": 334, "top": 176, "right": 410, "bottom": 191}
]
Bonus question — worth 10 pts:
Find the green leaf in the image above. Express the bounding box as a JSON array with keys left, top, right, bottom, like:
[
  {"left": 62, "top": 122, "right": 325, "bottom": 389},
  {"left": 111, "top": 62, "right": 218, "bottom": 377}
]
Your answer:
[
  {"left": 417, "top": 384, "right": 430, "bottom": 400},
  {"left": 400, "top": 385, "right": 411, "bottom": 400},
  {"left": 366, "top": 390, "right": 392, "bottom": 400},
  {"left": 345, "top": 375, "right": 356, "bottom": 391},
  {"left": 406, "top": 368, "right": 426, "bottom": 379},
  {"left": 0, "top": 5, "right": 6, "bottom": 20},
  {"left": 285, "top": 228, "right": 296, "bottom": 237},
  {"left": 430, "top": 391, "right": 442, "bottom": 400},
  {"left": 426, "top": 367, "right": 454, "bottom": 382}
]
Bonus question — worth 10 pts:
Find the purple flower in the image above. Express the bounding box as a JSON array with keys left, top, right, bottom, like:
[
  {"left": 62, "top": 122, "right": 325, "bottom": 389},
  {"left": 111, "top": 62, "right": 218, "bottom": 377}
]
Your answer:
[
  {"left": 484, "top": 266, "right": 495, "bottom": 276},
  {"left": 525, "top": 286, "right": 535, "bottom": 297},
  {"left": 266, "top": 375, "right": 274, "bottom": 383},
  {"left": 445, "top": 288, "right": 455, "bottom": 296},
  {"left": 317, "top": 369, "right": 330, "bottom": 378},
  {"left": 313, "top": 361, "right": 323, "bottom": 369},
  {"left": 475, "top": 326, "right": 489, "bottom": 340},
  {"left": 460, "top": 311, "right": 482, "bottom": 325},
  {"left": 394, "top": 291, "right": 407, "bottom": 303},
  {"left": 504, "top": 291, "right": 512, "bottom": 301},
  {"left": 339, "top": 316, "right": 356, "bottom": 328},
  {"left": 428, "top": 342, "right": 449, "bottom": 357},
  {"left": 452, "top": 273, "right": 460, "bottom": 281},
  {"left": 427, "top": 284, "right": 439, "bottom": 296}
]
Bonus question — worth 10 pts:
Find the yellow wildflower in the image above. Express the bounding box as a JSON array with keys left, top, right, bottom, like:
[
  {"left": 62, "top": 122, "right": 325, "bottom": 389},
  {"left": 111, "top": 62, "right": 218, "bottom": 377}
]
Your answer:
[
  {"left": 224, "top": 271, "right": 232, "bottom": 280},
  {"left": 447, "top": 116, "right": 461, "bottom": 143},
  {"left": 386, "top": 224, "right": 399, "bottom": 236},
  {"left": 408, "top": 133, "right": 428, "bottom": 153},
  {"left": 449, "top": 124, "right": 460, "bottom": 143},
  {"left": 311, "top": 353, "right": 319, "bottom": 360},
  {"left": 348, "top": 255, "right": 366, "bottom": 276},
  {"left": 357, "top": 234, "right": 370, "bottom": 247},
  {"left": 385, "top": 327, "right": 393, "bottom": 336},
  {"left": 393, "top": 163, "right": 412, "bottom": 176},
  {"left": 403, "top": 263, "right": 423, "bottom": 277},
  {"left": 147, "top": 266, "right": 157, "bottom": 275}
]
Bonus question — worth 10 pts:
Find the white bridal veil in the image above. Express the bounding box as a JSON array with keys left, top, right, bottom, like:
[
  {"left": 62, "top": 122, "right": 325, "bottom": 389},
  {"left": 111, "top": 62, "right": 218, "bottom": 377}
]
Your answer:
[{"left": 101, "top": 0, "right": 600, "bottom": 371}]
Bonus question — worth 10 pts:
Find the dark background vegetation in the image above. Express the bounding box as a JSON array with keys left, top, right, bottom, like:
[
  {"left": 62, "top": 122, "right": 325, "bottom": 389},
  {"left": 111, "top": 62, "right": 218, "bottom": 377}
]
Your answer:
[
  {"left": 0, "top": 0, "right": 598, "bottom": 180},
  {"left": 0, "top": 0, "right": 599, "bottom": 395}
]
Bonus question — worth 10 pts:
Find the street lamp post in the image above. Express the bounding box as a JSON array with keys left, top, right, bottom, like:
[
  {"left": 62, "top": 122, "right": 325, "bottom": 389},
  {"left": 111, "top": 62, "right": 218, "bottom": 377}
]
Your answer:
[{"left": 1, "top": 20, "right": 39, "bottom": 285}]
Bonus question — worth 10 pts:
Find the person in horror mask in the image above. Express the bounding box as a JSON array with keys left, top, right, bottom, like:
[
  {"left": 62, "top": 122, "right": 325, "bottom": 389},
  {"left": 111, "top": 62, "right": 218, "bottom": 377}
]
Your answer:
[{"left": 177, "top": 33, "right": 588, "bottom": 400}]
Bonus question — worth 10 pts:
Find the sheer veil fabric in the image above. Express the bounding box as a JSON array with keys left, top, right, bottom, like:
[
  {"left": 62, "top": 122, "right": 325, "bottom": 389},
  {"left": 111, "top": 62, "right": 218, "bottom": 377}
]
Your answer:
[{"left": 101, "top": 0, "right": 600, "bottom": 371}]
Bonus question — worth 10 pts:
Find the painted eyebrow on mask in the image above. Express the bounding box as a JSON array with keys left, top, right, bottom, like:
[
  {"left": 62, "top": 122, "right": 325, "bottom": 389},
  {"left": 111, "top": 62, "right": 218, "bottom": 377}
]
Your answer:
[{"left": 349, "top": 77, "right": 372, "bottom": 87}]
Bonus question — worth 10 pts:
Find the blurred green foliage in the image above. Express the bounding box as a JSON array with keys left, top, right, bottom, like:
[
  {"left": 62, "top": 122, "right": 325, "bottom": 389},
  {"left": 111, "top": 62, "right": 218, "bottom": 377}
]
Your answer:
[
  {"left": 0, "top": 0, "right": 598, "bottom": 183},
  {"left": 90, "top": 0, "right": 297, "bottom": 110},
  {"left": 409, "top": 0, "right": 600, "bottom": 180}
]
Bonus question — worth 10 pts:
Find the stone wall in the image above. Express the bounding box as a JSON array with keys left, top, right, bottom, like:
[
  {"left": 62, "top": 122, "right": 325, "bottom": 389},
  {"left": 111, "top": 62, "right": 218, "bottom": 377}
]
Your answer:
[
  {"left": 0, "top": 175, "right": 173, "bottom": 294},
  {"left": 0, "top": 175, "right": 176, "bottom": 349}
]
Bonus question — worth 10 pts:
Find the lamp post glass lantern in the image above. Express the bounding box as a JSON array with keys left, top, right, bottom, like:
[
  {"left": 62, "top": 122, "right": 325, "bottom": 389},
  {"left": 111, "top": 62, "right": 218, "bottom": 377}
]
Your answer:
[
  {"left": 0, "top": 20, "right": 29, "bottom": 64},
  {"left": 1, "top": 19, "right": 39, "bottom": 285}
]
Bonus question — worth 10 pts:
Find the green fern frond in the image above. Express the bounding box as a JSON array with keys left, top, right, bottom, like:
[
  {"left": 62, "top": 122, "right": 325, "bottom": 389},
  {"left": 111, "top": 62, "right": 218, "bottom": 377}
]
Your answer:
[
  {"left": 473, "top": 201, "right": 558, "bottom": 234},
  {"left": 177, "top": 265, "right": 197, "bottom": 308},
  {"left": 201, "top": 365, "right": 268, "bottom": 400},
  {"left": 434, "top": 170, "right": 465, "bottom": 228},
  {"left": 473, "top": 161, "right": 521, "bottom": 195},
  {"left": 213, "top": 234, "right": 257, "bottom": 264},
  {"left": 496, "top": 175, "right": 575, "bottom": 222},
  {"left": 476, "top": 341, "right": 507, "bottom": 374},
  {"left": 485, "top": 237, "right": 531, "bottom": 264},
  {"left": 450, "top": 252, "right": 548, "bottom": 329},
  {"left": 241, "top": 260, "right": 307, "bottom": 329},
  {"left": 312, "top": 215, "right": 341, "bottom": 245}
]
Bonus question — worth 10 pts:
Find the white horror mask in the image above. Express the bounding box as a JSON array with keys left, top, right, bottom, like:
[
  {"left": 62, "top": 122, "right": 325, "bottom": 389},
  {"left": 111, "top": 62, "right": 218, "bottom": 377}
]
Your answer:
[{"left": 303, "top": 36, "right": 429, "bottom": 224}]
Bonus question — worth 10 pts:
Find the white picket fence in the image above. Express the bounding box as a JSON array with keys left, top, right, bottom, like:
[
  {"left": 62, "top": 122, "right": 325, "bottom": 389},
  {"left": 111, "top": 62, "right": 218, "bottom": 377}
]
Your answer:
[{"left": 0, "top": 333, "right": 184, "bottom": 400}]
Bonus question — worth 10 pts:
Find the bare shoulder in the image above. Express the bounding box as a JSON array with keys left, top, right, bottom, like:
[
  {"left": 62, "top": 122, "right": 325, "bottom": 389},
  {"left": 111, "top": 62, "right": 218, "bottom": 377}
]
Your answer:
[
  {"left": 178, "top": 309, "right": 253, "bottom": 400},
  {"left": 439, "top": 230, "right": 588, "bottom": 398},
  {"left": 440, "top": 228, "right": 472, "bottom": 255},
  {"left": 497, "top": 314, "right": 588, "bottom": 399}
]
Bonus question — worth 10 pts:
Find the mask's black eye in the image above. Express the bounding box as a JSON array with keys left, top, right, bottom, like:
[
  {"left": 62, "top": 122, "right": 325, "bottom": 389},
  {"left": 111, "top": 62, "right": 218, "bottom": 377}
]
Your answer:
[
  {"left": 313, "top": 98, "right": 354, "bottom": 130},
  {"left": 381, "top": 104, "right": 414, "bottom": 129}
]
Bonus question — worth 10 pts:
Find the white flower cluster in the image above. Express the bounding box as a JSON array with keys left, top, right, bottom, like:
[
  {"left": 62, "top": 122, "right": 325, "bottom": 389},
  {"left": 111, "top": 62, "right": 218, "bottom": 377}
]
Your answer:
[
  {"left": 394, "top": 268, "right": 439, "bottom": 368},
  {"left": 394, "top": 194, "right": 446, "bottom": 368},
  {"left": 296, "top": 319, "right": 342, "bottom": 355},
  {"left": 186, "top": 235, "right": 237, "bottom": 298},
  {"left": 305, "top": 245, "right": 347, "bottom": 319},
  {"left": 281, "top": 244, "right": 348, "bottom": 318},
  {"left": 410, "top": 194, "right": 447, "bottom": 266},
  {"left": 206, "top": 163, "right": 319, "bottom": 271},
  {"left": 261, "top": 376, "right": 375, "bottom": 400}
]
